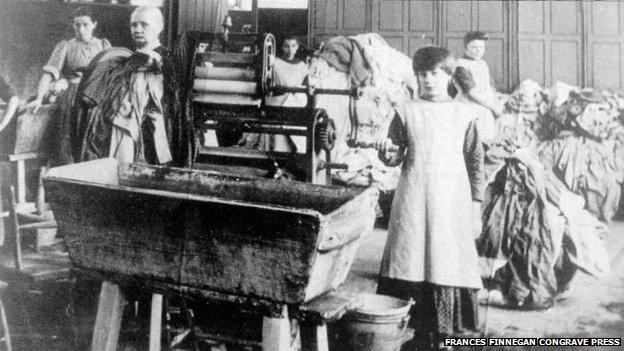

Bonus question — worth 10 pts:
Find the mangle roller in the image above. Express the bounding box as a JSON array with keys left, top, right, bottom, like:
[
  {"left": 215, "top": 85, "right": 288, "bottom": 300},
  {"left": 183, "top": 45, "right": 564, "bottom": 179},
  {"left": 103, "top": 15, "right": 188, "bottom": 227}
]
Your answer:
[{"left": 192, "top": 34, "right": 356, "bottom": 185}]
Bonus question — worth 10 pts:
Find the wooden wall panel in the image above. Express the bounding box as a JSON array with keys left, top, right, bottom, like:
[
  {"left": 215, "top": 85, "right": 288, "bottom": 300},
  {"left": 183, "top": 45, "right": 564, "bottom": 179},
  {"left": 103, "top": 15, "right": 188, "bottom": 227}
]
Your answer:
[
  {"left": 550, "top": 1, "right": 578, "bottom": 35},
  {"left": 591, "top": 42, "right": 621, "bottom": 89},
  {"left": 318, "top": 0, "right": 339, "bottom": 30},
  {"left": 308, "top": 0, "right": 624, "bottom": 91},
  {"left": 476, "top": 1, "right": 508, "bottom": 90},
  {"left": 311, "top": 0, "right": 510, "bottom": 90},
  {"left": 591, "top": 1, "right": 619, "bottom": 37},
  {"left": 372, "top": 0, "right": 438, "bottom": 56},
  {"left": 406, "top": 0, "right": 437, "bottom": 55},
  {"left": 551, "top": 40, "right": 578, "bottom": 86},
  {"left": 409, "top": 0, "right": 434, "bottom": 32},
  {"left": 478, "top": 0, "right": 504, "bottom": 33},
  {"left": 487, "top": 38, "right": 505, "bottom": 90},
  {"left": 519, "top": 40, "right": 545, "bottom": 86},
  {"left": 344, "top": 0, "right": 366, "bottom": 30},
  {"left": 378, "top": 1, "right": 403, "bottom": 32},
  {"left": 585, "top": 1, "right": 624, "bottom": 89},
  {"left": 178, "top": 0, "right": 228, "bottom": 34},
  {"left": 310, "top": 0, "right": 373, "bottom": 46},
  {"left": 518, "top": 0, "right": 582, "bottom": 87},
  {"left": 518, "top": 1, "right": 544, "bottom": 34},
  {"left": 445, "top": 1, "right": 472, "bottom": 32}
]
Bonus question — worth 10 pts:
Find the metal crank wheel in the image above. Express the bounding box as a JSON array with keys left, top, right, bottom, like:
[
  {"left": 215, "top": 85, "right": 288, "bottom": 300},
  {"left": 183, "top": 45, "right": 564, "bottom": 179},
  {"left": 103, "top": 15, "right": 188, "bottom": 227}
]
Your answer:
[
  {"left": 314, "top": 110, "right": 337, "bottom": 153},
  {"left": 261, "top": 33, "right": 276, "bottom": 95}
]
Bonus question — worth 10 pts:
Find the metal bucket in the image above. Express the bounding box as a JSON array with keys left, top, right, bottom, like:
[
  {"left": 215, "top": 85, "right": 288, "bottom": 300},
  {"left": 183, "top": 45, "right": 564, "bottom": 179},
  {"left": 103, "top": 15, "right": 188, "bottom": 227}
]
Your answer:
[{"left": 331, "top": 294, "right": 413, "bottom": 351}]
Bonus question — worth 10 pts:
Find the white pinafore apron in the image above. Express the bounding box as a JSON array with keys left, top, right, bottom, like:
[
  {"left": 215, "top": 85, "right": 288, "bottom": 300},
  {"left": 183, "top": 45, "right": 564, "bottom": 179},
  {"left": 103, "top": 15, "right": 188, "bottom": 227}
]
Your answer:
[{"left": 379, "top": 100, "right": 482, "bottom": 289}]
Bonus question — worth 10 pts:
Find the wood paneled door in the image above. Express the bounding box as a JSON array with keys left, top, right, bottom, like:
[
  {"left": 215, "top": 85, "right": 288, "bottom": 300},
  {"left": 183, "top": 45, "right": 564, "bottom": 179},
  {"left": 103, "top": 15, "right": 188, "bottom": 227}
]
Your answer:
[
  {"left": 309, "top": 0, "right": 515, "bottom": 92},
  {"left": 584, "top": 1, "right": 624, "bottom": 90},
  {"left": 372, "top": 0, "right": 438, "bottom": 57},
  {"left": 518, "top": 1, "right": 583, "bottom": 88},
  {"left": 309, "top": 0, "right": 372, "bottom": 46},
  {"left": 308, "top": 0, "right": 624, "bottom": 91}
]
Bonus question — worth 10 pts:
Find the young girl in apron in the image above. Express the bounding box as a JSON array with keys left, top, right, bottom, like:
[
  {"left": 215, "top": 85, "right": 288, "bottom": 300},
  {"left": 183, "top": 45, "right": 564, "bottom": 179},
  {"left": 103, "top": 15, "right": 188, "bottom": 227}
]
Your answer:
[{"left": 374, "top": 46, "right": 485, "bottom": 350}]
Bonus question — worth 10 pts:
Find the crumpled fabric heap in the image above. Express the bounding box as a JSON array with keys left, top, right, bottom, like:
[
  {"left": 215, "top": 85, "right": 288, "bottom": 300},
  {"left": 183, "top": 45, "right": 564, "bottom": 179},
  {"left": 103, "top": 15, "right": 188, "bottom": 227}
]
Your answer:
[
  {"left": 503, "top": 80, "right": 580, "bottom": 147},
  {"left": 501, "top": 79, "right": 544, "bottom": 147},
  {"left": 479, "top": 150, "right": 565, "bottom": 309},
  {"left": 601, "top": 90, "right": 624, "bottom": 176},
  {"left": 482, "top": 138, "right": 517, "bottom": 183},
  {"left": 500, "top": 80, "right": 623, "bottom": 221},
  {"left": 350, "top": 33, "right": 418, "bottom": 109},
  {"left": 315, "top": 36, "right": 371, "bottom": 86},
  {"left": 537, "top": 133, "right": 621, "bottom": 222},
  {"left": 311, "top": 34, "right": 415, "bottom": 189},
  {"left": 543, "top": 165, "right": 611, "bottom": 278},
  {"left": 478, "top": 150, "right": 610, "bottom": 309}
]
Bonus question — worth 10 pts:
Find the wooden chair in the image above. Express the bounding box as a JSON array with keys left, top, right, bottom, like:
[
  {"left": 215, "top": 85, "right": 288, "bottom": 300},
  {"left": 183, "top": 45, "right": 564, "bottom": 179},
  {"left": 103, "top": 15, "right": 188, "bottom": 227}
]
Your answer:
[{"left": 0, "top": 184, "right": 71, "bottom": 346}]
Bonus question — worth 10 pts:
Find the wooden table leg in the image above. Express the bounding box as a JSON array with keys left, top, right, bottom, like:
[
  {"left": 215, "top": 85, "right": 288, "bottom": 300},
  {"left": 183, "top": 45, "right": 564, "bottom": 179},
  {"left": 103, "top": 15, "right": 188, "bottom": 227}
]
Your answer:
[
  {"left": 300, "top": 322, "right": 329, "bottom": 351},
  {"left": 262, "top": 305, "right": 291, "bottom": 351},
  {"left": 149, "top": 293, "right": 163, "bottom": 351},
  {"left": 91, "top": 281, "right": 126, "bottom": 351}
]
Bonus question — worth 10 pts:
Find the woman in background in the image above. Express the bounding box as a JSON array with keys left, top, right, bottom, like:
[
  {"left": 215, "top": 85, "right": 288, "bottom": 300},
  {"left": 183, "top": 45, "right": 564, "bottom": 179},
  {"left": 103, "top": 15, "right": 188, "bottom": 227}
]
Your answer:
[
  {"left": 263, "top": 35, "right": 309, "bottom": 152},
  {"left": 28, "top": 6, "right": 110, "bottom": 165},
  {"left": 267, "top": 35, "right": 309, "bottom": 106}
]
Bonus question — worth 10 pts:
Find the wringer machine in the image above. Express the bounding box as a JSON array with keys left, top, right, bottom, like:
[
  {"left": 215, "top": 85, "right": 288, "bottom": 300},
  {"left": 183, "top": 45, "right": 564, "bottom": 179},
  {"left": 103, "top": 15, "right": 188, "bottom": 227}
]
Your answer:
[{"left": 192, "top": 34, "right": 353, "bottom": 185}]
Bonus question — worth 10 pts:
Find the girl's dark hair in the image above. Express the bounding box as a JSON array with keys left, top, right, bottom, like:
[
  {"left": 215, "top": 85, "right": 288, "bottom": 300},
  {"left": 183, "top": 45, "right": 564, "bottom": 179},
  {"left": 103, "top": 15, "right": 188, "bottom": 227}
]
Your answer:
[
  {"left": 71, "top": 6, "right": 96, "bottom": 22},
  {"left": 282, "top": 35, "right": 310, "bottom": 60},
  {"left": 412, "top": 46, "right": 455, "bottom": 75},
  {"left": 463, "top": 31, "right": 489, "bottom": 46}
]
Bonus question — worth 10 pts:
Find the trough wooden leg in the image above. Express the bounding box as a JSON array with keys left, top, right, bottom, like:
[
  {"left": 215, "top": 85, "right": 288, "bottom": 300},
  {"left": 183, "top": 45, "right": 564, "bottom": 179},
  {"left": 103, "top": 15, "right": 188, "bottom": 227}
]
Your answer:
[
  {"left": 149, "top": 293, "right": 163, "bottom": 351},
  {"left": 91, "top": 281, "right": 126, "bottom": 351},
  {"left": 262, "top": 305, "right": 291, "bottom": 351},
  {"left": 300, "top": 323, "right": 329, "bottom": 351}
]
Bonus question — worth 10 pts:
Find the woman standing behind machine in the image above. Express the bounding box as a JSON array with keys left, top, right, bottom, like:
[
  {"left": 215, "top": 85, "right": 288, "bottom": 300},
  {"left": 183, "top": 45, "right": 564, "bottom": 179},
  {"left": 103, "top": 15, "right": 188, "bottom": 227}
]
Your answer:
[
  {"left": 263, "top": 35, "right": 309, "bottom": 152},
  {"left": 28, "top": 7, "right": 110, "bottom": 166}
]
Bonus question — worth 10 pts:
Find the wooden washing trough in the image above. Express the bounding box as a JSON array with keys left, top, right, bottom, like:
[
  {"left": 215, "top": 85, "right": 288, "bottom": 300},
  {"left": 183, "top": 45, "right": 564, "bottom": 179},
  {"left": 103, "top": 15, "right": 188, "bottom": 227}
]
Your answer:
[{"left": 43, "top": 158, "right": 379, "bottom": 304}]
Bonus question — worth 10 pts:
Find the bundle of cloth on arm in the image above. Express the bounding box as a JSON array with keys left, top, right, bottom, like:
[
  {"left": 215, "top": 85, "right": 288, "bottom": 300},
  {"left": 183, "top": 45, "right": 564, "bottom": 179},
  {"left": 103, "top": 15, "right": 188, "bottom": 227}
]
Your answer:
[
  {"left": 72, "top": 33, "right": 198, "bottom": 167},
  {"left": 72, "top": 47, "right": 135, "bottom": 162}
]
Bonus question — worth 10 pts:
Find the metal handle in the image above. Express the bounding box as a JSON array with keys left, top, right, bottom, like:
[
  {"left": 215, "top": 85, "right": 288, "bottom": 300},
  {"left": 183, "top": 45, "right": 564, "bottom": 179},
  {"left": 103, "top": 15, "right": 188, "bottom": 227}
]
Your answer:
[
  {"left": 398, "top": 315, "right": 411, "bottom": 332},
  {"left": 348, "top": 140, "right": 400, "bottom": 152}
]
